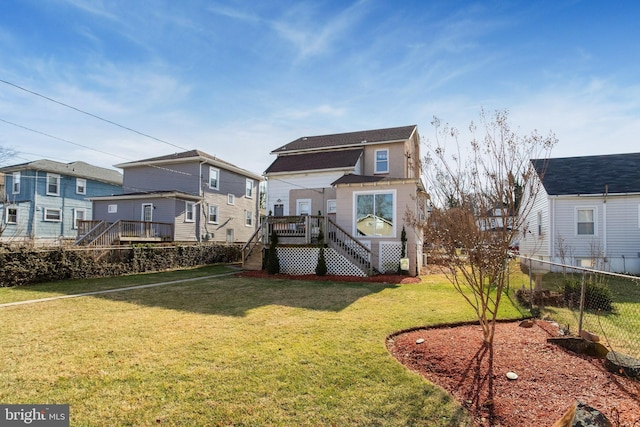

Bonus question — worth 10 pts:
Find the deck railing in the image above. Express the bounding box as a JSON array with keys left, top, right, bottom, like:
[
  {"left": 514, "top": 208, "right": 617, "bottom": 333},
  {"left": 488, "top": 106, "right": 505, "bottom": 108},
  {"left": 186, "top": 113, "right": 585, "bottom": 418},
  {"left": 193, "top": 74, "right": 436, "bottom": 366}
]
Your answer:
[{"left": 75, "top": 220, "right": 173, "bottom": 246}]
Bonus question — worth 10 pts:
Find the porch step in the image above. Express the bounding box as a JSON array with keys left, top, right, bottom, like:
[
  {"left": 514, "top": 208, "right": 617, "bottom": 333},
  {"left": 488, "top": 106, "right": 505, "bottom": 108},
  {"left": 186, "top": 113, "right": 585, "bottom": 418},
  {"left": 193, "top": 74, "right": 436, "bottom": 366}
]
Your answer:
[{"left": 243, "top": 243, "right": 263, "bottom": 270}]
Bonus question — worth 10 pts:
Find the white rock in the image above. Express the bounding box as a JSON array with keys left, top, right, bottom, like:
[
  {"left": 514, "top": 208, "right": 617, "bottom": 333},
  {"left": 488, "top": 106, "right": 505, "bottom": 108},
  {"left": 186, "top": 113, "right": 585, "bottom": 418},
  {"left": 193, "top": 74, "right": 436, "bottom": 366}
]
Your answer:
[
  {"left": 416, "top": 338, "right": 425, "bottom": 344},
  {"left": 506, "top": 371, "right": 518, "bottom": 380}
]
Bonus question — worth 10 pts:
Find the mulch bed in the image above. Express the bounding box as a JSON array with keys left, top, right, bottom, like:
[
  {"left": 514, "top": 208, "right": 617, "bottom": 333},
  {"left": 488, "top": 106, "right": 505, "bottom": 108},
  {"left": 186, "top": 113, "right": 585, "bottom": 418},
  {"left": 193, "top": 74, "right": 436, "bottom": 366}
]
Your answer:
[{"left": 387, "top": 321, "right": 640, "bottom": 426}]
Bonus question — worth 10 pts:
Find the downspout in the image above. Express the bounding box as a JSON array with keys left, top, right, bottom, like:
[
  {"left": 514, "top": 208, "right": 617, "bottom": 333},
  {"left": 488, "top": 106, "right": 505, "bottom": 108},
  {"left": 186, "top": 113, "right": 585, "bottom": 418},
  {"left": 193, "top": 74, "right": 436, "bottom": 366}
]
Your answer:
[
  {"left": 197, "top": 161, "right": 205, "bottom": 242},
  {"left": 603, "top": 184, "right": 608, "bottom": 265},
  {"left": 550, "top": 197, "right": 555, "bottom": 264},
  {"left": 31, "top": 171, "right": 38, "bottom": 240}
]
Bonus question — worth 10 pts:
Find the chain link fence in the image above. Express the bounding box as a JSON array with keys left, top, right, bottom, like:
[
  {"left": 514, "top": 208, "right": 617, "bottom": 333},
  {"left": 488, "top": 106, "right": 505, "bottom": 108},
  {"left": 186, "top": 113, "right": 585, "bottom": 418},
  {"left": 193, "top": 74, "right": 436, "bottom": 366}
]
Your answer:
[{"left": 516, "top": 256, "right": 640, "bottom": 360}]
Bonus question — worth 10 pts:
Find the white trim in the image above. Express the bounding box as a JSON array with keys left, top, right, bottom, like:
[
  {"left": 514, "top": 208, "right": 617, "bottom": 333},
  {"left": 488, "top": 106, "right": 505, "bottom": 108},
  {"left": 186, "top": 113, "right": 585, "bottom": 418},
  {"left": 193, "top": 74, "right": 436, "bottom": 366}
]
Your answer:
[
  {"left": 227, "top": 194, "right": 235, "bottom": 205},
  {"left": 246, "top": 178, "right": 254, "bottom": 198},
  {"left": 245, "top": 209, "right": 253, "bottom": 226},
  {"left": 209, "top": 167, "right": 220, "bottom": 190},
  {"left": 108, "top": 204, "right": 118, "bottom": 213},
  {"left": 185, "top": 201, "right": 195, "bottom": 222},
  {"left": 5, "top": 205, "right": 17, "bottom": 224},
  {"left": 296, "top": 198, "right": 312, "bottom": 215},
  {"left": 208, "top": 204, "right": 219, "bottom": 224},
  {"left": 76, "top": 178, "right": 87, "bottom": 195},
  {"left": 46, "top": 173, "right": 60, "bottom": 196},
  {"left": 326, "top": 199, "right": 336, "bottom": 214},
  {"left": 353, "top": 189, "right": 397, "bottom": 238},
  {"left": 575, "top": 206, "right": 597, "bottom": 236},
  {"left": 374, "top": 149, "right": 389, "bottom": 174},
  {"left": 12, "top": 172, "right": 20, "bottom": 194},
  {"left": 44, "top": 207, "right": 62, "bottom": 222},
  {"left": 73, "top": 208, "right": 86, "bottom": 229},
  {"left": 142, "top": 203, "right": 153, "bottom": 222}
]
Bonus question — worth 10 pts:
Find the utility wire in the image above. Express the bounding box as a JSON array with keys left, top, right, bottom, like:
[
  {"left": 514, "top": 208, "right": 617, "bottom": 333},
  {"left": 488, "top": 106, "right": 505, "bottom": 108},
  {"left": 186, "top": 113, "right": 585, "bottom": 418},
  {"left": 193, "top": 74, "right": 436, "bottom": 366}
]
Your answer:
[{"left": 0, "top": 78, "right": 189, "bottom": 151}]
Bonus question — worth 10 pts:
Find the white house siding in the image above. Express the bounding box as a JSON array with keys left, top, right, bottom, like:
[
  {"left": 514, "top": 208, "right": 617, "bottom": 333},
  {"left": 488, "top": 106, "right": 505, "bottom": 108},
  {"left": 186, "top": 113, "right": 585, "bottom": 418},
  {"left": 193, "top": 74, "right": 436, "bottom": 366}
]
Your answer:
[
  {"left": 519, "top": 179, "right": 551, "bottom": 264},
  {"left": 551, "top": 197, "right": 604, "bottom": 260},
  {"left": 603, "top": 196, "right": 640, "bottom": 273},
  {"left": 267, "top": 171, "right": 346, "bottom": 216}
]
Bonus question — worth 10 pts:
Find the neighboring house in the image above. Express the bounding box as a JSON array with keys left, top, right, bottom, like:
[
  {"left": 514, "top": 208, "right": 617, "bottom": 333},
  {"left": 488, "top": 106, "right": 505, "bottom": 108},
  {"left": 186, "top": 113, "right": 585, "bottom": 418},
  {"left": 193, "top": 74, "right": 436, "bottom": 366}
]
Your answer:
[
  {"left": 262, "top": 125, "right": 428, "bottom": 275},
  {"left": 83, "top": 150, "right": 263, "bottom": 245},
  {"left": 0, "top": 160, "right": 123, "bottom": 245},
  {"left": 519, "top": 152, "right": 640, "bottom": 274}
]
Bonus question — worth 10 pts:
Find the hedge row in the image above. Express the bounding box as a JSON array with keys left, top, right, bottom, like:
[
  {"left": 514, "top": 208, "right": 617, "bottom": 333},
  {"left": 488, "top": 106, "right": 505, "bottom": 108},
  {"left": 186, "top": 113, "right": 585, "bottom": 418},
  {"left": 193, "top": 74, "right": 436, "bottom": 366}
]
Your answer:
[{"left": 0, "top": 244, "right": 242, "bottom": 287}]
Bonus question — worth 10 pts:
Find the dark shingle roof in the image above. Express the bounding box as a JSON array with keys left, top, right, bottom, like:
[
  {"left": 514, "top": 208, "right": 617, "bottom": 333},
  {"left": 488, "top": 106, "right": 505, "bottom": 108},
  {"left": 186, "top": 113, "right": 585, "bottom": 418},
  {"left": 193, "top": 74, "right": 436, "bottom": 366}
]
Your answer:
[
  {"left": 532, "top": 152, "right": 640, "bottom": 195},
  {"left": 272, "top": 125, "right": 417, "bottom": 154},
  {"left": 264, "top": 149, "right": 363, "bottom": 174},
  {"left": 331, "top": 174, "right": 389, "bottom": 185}
]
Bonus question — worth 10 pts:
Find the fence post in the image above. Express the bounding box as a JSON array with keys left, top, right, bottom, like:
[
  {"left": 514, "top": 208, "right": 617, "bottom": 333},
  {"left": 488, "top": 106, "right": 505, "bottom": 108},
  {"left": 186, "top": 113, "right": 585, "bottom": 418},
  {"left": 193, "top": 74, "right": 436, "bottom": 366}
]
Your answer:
[
  {"left": 578, "top": 271, "right": 587, "bottom": 335},
  {"left": 528, "top": 258, "right": 533, "bottom": 311}
]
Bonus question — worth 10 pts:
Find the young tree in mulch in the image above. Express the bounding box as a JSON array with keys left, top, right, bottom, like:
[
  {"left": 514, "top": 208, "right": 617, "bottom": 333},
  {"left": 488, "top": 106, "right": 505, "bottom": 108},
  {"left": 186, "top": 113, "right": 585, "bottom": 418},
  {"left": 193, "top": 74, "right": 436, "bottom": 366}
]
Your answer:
[
  {"left": 315, "top": 230, "right": 327, "bottom": 276},
  {"left": 266, "top": 229, "right": 280, "bottom": 275},
  {"left": 423, "top": 108, "right": 556, "bottom": 348},
  {"left": 422, "top": 109, "right": 556, "bottom": 420}
]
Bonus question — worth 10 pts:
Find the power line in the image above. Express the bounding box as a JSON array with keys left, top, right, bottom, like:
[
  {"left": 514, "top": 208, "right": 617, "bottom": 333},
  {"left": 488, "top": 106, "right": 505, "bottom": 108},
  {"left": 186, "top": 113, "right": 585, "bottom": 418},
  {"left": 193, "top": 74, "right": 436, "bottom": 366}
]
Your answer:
[{"left": 0, "top": 78, "right": 189, "bottom": 151}]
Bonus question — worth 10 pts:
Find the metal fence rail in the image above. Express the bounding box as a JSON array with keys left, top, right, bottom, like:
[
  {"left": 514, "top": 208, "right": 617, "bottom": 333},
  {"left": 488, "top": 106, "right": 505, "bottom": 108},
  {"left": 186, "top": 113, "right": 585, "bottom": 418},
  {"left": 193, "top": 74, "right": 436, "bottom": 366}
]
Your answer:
[{"left": 518, "top": 255, "right": 640, "bottom": 360}]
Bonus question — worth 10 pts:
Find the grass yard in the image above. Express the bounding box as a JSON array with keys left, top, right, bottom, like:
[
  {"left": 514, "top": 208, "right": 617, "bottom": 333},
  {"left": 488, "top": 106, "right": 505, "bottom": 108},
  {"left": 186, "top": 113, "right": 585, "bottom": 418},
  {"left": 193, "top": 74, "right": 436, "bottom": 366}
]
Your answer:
[{"left": 0, "top": 266, "right": 526, "bottom": 426}]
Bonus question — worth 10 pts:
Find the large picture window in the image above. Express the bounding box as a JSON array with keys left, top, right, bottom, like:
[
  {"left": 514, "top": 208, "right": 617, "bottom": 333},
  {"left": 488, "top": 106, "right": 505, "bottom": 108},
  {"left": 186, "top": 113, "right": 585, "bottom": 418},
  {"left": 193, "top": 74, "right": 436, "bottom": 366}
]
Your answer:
[{"left": 355, "top": 191, "right": 395, "bottom": 237}]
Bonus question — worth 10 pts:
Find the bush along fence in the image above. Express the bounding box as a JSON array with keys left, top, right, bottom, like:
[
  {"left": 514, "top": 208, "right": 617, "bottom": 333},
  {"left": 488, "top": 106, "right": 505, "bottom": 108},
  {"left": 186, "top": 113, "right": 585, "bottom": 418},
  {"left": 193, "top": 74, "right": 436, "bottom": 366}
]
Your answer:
[
  {"left": 0, "top": 244, "right": 242, "bottom": 287},
  {"left": 517, "top": 256, "right": 640, "bottom": 362}
]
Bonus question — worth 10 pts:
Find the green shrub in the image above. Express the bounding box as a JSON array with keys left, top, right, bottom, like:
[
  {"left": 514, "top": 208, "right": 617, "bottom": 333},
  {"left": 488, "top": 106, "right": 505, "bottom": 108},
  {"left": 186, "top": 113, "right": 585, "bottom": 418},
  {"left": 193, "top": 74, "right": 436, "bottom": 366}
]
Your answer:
[
  {"left": 563, "top": 279, "right": 613, "bottom": 312},
  {"left": 266, "top": 230, "right": 280, "bottom": 275}
]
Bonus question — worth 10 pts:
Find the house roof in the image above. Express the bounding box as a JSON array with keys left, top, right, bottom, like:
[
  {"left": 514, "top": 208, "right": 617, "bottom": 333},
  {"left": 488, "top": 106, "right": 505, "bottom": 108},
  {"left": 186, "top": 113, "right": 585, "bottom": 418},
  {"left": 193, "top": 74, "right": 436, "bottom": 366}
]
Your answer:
[
  {"left": 115, "top": 149, "right": 263, "bottom": 181},
  {"left": 90, "top": 190, "right": 201, "bottom": 201},
  {"left": 264, "top": 149, "right": 363, "bottom": 174},
  {"left": 0, "top": 159, "right": 122, "bottom": 185},
  {"left": 332, "top": 173, "right": 427, "bottom": 192},
  {"left": 532, "top": 152, "right": 640, "bottom": 195},
  {"left": 271, "top": 125, "right": 417, "bottom": 154}
]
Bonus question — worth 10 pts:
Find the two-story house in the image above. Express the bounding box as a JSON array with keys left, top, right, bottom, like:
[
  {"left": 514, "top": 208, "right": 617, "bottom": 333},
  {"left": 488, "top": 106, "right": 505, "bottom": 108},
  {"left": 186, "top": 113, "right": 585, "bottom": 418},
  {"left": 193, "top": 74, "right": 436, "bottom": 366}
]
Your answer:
[
  {"left": 0, "top": 160, "right": 123, "bottom": 245},
  {"left": 261, "top": 125, "right": 428, "bottom": 275},
  {"left": 82, "top": 150, "right": 263, "bottom": 245},
  {"left": 520, "top": 152, "right": 640, "bottom": 274}
]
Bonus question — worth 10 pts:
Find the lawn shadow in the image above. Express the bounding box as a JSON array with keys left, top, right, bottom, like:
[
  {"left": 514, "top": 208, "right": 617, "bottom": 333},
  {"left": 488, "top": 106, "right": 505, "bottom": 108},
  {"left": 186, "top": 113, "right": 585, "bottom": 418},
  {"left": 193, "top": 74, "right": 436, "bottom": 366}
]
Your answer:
[{"left": 72, "top": 272, "right": 402, "bottom": 316}]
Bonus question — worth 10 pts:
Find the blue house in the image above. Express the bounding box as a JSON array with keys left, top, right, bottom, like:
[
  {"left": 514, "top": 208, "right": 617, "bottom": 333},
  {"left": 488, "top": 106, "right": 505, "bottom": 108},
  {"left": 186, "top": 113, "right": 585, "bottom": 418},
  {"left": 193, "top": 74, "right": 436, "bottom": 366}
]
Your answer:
[{"left": 0, "top": 160, "right": 122, "bottom": 245}]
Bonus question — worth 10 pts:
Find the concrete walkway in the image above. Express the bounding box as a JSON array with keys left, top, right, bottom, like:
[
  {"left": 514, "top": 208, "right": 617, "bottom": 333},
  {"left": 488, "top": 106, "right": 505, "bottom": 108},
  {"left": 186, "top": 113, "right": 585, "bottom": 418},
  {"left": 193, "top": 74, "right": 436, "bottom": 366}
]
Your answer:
[{"left": 0, "top": 271, "right": 239, "bottom": 308}]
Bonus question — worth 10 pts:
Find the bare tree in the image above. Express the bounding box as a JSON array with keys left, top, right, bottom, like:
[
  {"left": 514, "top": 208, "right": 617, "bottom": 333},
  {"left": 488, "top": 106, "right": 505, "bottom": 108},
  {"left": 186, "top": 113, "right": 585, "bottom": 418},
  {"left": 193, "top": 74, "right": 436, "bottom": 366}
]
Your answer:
[{"left": 423, "top": 109, "right": 556, "bottom": 347}]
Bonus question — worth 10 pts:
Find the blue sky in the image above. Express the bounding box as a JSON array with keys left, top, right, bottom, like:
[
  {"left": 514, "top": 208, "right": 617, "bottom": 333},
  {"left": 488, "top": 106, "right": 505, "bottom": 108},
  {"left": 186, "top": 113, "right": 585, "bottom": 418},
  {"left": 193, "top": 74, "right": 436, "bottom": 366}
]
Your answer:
[{"left": 1, "top": 0, "right": 639, "bottom": 175}]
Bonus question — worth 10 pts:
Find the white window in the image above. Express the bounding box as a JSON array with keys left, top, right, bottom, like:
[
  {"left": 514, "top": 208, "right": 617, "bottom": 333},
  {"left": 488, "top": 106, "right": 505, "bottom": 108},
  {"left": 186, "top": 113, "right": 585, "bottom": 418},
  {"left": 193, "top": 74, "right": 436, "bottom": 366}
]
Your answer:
[
  {"left": 355, "top": 190, "right": 395, "bottom": 237},
  {"left": 227, "top": 194, "right": 235, "bottom": 205},
  {"left": 226, "top": 228, "right": 234, "bottom": 243},
  {"left": 375, "top": 149, "right": 389, "bottom": 174},
  {"left": 327, "top": 199, "right": 337, "bottom": 214},
  {"left": 108, "top": 204, "right": 118, "bottom": 213},
  {"left": 208, "top": 204, "right": 218, "bottom": 223},
  {"left": 46, "top": 173, "right": 60, "bottom": 196},
  {"left": 185, "top": 201, "right": 195, "bottom": 222},
  {"left": 44, "top": 208, "right": 62, "bottom": 222},
  {"left": 76, "top": 178, "right": 86, "bottom": 195},
  {"left": 245, "top": 210, "right": 253, "bottom": 226},
  {"left": 73, "top": 208, "right": 86, "bottom": 229},
  {"left": 577, "top": 208, "right": 595, "bottom": 235},
  {"left": 296, "top": 199, "right": 311, "bottom": 215},
  {"left": 6, "top": 206, "right": 17, "bottom": 224},
  {"left": 12, "top": 172, "right": 20, "bottom": 194},
  {"left": 209, "top": 167, "right": 220, "bottom": 190},
  {"left": 246, "top": 179, "right": 254, "bottom": 198}
]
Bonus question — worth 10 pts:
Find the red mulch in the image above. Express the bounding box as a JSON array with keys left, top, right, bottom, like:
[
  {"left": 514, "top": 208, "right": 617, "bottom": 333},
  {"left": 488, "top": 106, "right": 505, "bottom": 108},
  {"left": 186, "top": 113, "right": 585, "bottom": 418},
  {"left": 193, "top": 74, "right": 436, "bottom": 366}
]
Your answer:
[
  {"left": 388, "top": 321, "right": 640, "bottom": 426},
  {"left": 236, "top": 269, "right": 639, "bottom": 426}
]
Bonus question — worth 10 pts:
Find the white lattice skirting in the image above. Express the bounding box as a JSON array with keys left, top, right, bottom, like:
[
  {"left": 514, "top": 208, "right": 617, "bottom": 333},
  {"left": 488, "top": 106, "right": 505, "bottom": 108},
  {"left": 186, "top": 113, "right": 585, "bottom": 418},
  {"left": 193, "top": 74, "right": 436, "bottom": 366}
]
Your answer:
[
  {"left": 277, "top": 247, "right": 367, "bottom": 277},
  {"left": 379, "top": 241, "right": 402, "bottom": 273}
]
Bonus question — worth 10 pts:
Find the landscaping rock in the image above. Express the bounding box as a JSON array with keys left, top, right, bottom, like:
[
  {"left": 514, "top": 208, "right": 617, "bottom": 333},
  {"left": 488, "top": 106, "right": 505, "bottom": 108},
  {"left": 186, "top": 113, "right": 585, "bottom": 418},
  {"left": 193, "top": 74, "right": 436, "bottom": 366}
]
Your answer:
[
  {"left": 579, "top": 329, "right": 600, "bottom": 343},
  {"left": 519, "top": 319, "right": 534, "bottom": 328},
  {"left": 604, "top": 351, "right": 640, "bottom": 379},
  {"left": 552, "top": 401, "right": 612, "bottom": 427}
]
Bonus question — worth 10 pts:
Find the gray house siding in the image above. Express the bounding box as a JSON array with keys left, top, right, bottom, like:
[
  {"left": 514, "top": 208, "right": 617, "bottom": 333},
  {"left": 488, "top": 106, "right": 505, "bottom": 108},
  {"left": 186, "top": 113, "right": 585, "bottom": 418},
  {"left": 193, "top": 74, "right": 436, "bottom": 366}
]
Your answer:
[{"left": 122, "top": 163, "right": 201, "bottom": 194}]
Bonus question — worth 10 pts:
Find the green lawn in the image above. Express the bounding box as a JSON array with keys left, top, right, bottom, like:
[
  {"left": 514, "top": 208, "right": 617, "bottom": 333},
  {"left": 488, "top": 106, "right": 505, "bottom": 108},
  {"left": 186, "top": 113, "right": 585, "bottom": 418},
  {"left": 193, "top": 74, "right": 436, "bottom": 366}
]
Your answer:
[{"left": 0, "top": 267, "right": 525, "bottom": 426}]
